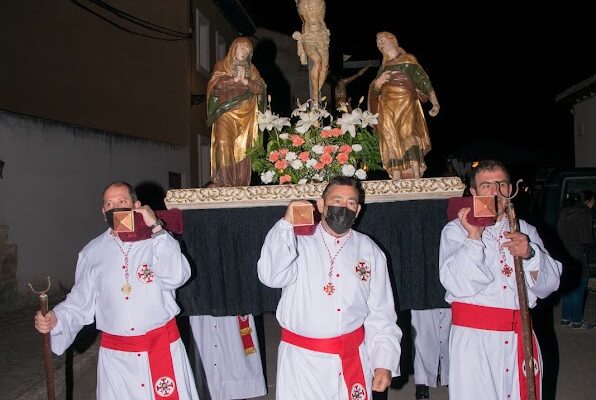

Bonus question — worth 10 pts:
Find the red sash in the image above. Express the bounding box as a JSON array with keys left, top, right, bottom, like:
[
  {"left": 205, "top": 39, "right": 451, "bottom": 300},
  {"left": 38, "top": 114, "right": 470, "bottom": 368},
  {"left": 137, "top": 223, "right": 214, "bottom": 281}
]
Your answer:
[
  {"left": 281, "top": 326, "right": 367, "bottom": 400},
  {"left": 452, "top": 302, "right": 541, "bottom": 400},
  {"left": 237, "top": 315, "right": 257, "bottom": 355},
  {"left": 101, "top": 318, "right": 180, "bottom": 399}
]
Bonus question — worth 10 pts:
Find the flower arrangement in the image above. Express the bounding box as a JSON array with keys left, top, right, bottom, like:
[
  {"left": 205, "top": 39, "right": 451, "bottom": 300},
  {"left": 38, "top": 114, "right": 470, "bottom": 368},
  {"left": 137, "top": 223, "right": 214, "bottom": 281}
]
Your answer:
[{"left": 247, "top": 98, "right": 383, "bottom": 184}]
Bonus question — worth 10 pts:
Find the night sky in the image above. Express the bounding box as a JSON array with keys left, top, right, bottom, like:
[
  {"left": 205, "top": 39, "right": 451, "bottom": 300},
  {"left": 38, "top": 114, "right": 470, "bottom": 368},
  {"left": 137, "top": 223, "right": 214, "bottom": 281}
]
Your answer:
[{"left": 240, "top": 1, "right": 596, "bottom": 177}]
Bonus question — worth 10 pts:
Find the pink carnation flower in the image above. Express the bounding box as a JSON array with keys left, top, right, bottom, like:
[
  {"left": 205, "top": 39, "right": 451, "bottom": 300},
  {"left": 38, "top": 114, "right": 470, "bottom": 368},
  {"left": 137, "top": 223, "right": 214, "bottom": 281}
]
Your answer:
[
  {"left": 298, "top": 151, "right": 310, "bottom": 162},
  {"left": 320, "top": 153, "right": 333, "bottom": 165},
  {"left": 279, "top": 174, "right": 292, "bottom": 184},
  {"left": 331, "top": 127, "right": 343, "bottom": 137},
  {"left": 268, "top": 151, "right": 280, "bottom": 162},
  {"left": 291, "top": 135, "right": 305, "bottom": 146},
  {"left": 339, "top": 144, "right": 353, "bottom": 153},
  {"left": 323, "top": 145, "right": 335, "bottom": 154},
  {"left": 274, "top": 159, "right": 288, "bottom": 170},
  {"left": 336, "top": 152, "right": 349, "bottom": 164},
  {"left": 320, "top": 129, "right": 334, "bottom": 138}
]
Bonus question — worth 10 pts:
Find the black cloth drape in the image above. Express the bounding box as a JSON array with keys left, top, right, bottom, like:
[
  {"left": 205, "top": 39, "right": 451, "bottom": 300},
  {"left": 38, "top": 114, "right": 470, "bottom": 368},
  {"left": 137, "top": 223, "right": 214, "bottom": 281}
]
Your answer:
[{"left": 176, "top": 199, "right": 450, "bottom": 316}]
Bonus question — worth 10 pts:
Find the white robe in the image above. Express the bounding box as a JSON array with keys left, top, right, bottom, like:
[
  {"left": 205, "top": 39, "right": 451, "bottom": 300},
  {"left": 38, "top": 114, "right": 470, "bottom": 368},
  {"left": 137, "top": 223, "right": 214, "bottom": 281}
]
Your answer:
[
  {"left": 411, "top": 308, "right": 450, "bottom": 387},
  {"left": 258, "top": 220, "right": 402, "bottom": 400},
  {"left": 50, "top": 229, "right": 199, "bottom": 400},
  {"left": 439, "top": 218, "right": 562, "bottom": 400},
  {"left": 189, "top": 315, "right": 266, "bottom": 400}
]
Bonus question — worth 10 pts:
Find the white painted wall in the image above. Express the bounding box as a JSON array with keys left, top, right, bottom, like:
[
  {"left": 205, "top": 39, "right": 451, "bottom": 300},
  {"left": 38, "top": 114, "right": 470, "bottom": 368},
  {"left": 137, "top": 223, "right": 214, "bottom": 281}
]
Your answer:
[
  {"left": 573, "top": 96, "right": 596, "bottom": 167},
  {"left": 0, "top": 110, "right": 189, "bottom": 290}
]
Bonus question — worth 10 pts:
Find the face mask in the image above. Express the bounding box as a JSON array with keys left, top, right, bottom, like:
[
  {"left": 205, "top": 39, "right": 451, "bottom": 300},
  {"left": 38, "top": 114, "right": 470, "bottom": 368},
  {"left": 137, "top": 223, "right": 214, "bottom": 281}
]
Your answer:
[
  {"left": 324, "top": 206, "right": 357, "bottom": 235},
  {"left": 104, "top": 207, "right": 132, "bottom": 230}
]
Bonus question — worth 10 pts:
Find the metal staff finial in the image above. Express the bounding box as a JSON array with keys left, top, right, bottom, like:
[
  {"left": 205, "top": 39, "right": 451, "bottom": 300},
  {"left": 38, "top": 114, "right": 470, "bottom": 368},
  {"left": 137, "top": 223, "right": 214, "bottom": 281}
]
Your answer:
[
  {"left": 28, "top": 276, "right": 52, "bottom": 295},
  {"left": 497, "top": 178, "right": 523, "bottom": 201}
]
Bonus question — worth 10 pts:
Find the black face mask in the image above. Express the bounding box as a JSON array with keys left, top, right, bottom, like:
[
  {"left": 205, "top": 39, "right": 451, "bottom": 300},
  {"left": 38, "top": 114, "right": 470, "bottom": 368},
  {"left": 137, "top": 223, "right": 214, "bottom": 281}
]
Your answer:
[
  {"left": 324, "top": 206, "right": 357, "bottom": 235},
  {"left": 104, "top": 207, "right": 132, "bottom": 229}
]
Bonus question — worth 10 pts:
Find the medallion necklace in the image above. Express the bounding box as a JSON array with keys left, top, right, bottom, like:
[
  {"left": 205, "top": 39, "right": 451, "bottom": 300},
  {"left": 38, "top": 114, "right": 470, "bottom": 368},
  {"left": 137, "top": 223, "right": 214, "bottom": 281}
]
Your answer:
[
  {"left": 110, "top": 233, "right": 134, "bottom": 296},
  {"left": 319, "top": 227, "right": 352, "bottom": 295},
  {"left": 484, "top": 219, "right": 514, "bottom": 277}
]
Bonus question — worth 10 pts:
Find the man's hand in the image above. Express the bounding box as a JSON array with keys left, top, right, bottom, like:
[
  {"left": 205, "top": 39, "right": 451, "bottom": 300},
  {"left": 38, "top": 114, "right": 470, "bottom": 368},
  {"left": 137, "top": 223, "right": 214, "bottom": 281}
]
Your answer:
[
  {"left": 34, "top": 310, "right": 57, "bottom": 334},
  {"left": 458, "top": 207, "right": 484, "bottom": 240},
  {"left": 133, "top": 205, "right": 161, "bottom": 231},
  {"left": 372, "top": 368, "right": 392, "bottom": 392},
  {"left": 502, "top": 231, "right": 531, "bottom": 259},
  {"left": 502, "top": 231, "right": 539, "bottom": 280}
]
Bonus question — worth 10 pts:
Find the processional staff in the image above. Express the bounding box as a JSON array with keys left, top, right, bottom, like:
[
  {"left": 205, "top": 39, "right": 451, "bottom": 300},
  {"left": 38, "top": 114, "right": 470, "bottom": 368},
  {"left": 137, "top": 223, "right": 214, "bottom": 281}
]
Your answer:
[
  {"left": 500, "top": 180, "right": 537, "bottom": 400},
  {"left": 29, "top": 276, "right": 55, "bottom": 400}
]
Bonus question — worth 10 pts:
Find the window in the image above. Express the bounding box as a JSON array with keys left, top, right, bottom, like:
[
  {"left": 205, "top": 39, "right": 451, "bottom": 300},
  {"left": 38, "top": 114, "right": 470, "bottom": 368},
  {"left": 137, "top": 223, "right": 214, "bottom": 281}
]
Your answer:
[
  {"left": 196, "top": 10, "right": 210, "bottom": 72},
  {"left": 215, "top": 30, "right": 227, "bottom": 61}
]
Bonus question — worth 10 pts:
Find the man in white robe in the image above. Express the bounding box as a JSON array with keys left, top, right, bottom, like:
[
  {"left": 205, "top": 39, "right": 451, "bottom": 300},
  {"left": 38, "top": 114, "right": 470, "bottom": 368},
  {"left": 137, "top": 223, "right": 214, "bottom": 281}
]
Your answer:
[
  {"left": 189, "top": 314, "right": 267, "bottom": 399},
  {"left": 35, "top": 181, "right": 199, "bottom": 400},
  {"left": 258, "top": 176, "right": 402, "bottom": 400},
  {"left": 411, "top": 308, "right": 451, "bottom": 399},
  {"left": 439, "top": 160, "right": 561, "bottom": 400}
]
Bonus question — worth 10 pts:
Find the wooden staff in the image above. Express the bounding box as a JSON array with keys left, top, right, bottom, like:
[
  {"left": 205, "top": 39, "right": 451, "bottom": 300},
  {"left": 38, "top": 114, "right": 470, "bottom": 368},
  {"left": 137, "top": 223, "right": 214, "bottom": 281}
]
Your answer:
[
  {"left": 501, "top": 180, "right": 536, "bottom": 400},
  {"left": 29, "top": 277, "right": 55, "bottom": 400}
]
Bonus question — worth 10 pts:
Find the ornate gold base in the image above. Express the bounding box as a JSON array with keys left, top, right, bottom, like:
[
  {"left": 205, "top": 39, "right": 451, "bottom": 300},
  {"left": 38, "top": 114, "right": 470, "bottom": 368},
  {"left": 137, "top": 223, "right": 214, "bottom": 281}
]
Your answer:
[{"left": 165, "top": 177, "right": 465, "bottom": 210}]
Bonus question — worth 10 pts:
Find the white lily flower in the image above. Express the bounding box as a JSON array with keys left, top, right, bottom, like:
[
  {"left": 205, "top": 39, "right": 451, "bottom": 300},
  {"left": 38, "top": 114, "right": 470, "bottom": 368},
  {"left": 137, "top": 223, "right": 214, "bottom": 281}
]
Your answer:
[
  {"left": 337, "top": 102, "right": 349, "bottom": 113},
  {"left": 291, "top": 99, "right": 310, "bottom": 117},
  {"left": 361, "top": 110, "right": 379, "bottom": 128},
  {"left": 337, "top": 113, "right": 357, "bottom": 137},
  {"left": 272, "top": 116, "right": 291, "bottom": 131},
  {"left": 350, "top": 108, "right": 364, "bottom": 125},
  {"left": 295, "top": 111, "right": 319, "bottom": 134},
  {"left": 318, "top": 108, "right": 331, "bottom": 120},
  {"left": 258, "top": 109, "right": 277, "bottom": 132}
]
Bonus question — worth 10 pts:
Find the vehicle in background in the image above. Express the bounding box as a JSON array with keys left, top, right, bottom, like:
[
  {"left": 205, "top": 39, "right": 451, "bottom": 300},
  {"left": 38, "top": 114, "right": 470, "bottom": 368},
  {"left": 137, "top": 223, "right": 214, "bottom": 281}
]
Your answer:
[{"left": 528, "top": 168, "right": 596, "bottom": 277}]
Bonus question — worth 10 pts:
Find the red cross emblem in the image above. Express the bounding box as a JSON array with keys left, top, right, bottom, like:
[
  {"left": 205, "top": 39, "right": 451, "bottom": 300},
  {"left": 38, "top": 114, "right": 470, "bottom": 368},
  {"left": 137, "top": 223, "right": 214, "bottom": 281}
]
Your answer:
[
  {"left": 351, "top": 383, "right": 366, "bottom": 399},
  {"left": 355, "top": 261, "right": 371, "bottom": 282},
  {"left": 154, "top": 376, "right": 175, "bottom": 397},
  {"left": 137, "top": 263, "right": 155, "bottom": 284},
  {"left": 501, "top": 264, "right": 513, "bottom": 277}
]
